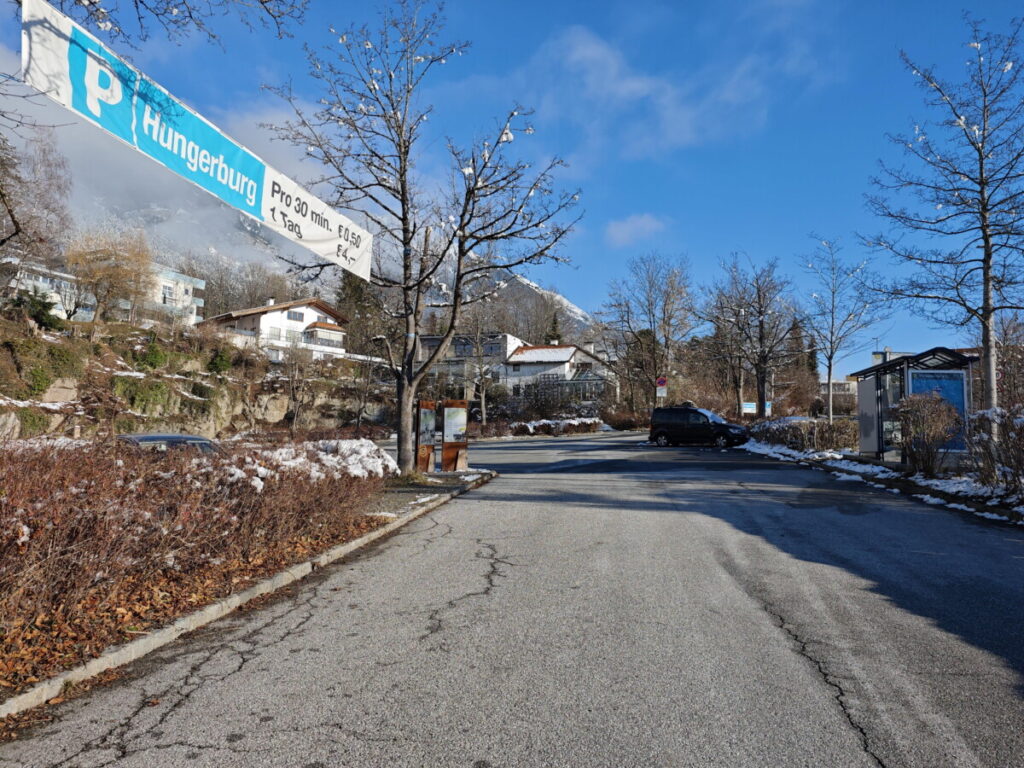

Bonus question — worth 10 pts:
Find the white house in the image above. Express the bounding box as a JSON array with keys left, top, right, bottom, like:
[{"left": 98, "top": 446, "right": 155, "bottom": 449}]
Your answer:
[
  {"left": 2, "top": 258, "right": 205, "bottom": 325},
  {"left": 501, "top": 343, "right": 616, "bottom": 401},
  {"left": 200, "top": 297, "right": 348, "bottom": 362},
  {"left": 414, "top": 332, "right": 527, "bottom": 398}
]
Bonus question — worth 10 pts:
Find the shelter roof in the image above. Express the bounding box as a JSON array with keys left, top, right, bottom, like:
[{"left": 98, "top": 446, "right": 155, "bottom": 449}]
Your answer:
[{"left": 850, "top": 347, "right": 978, "bottom": 379}]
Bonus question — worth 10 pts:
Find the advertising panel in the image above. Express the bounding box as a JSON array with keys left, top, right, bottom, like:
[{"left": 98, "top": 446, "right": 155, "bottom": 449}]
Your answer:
[
  {"left": 443, "top": 407, "right": 467, "bottom": 443},
  {"left": 21, "top": 0, "right": 372, "bottom": 279},
  {"left": 908, "top": 369, "right": 968, "bottom": 451}
]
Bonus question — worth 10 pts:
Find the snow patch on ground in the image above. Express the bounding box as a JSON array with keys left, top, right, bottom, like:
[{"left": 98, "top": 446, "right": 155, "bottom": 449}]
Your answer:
[{"left": 831, "top": 472, "right": 864, "bottom": 482}]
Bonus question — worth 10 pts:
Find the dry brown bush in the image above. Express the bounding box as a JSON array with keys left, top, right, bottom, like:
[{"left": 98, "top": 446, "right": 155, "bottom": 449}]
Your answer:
[
  {"left": 0, "top": 441, "right": 387, "bottom": 692},
  {"left": 968, "top": 410, "right": 1024, "bottom": 495},
  {"left": 897, "top": 393, "right": 963, "bottom": 477},
  {"left": 750, "top": 418, "right": 858, "bottom": 452}
]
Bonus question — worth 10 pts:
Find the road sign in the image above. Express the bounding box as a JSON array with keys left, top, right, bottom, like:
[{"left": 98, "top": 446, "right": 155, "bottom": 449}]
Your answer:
[
  {"left": 742, "top": 402, "right": 756, "bottom": 414},
  {"left": 21, "top": 0, "right": 372, "bottom": 279},
  {"left": 655, "top": 376, "right": 668, "bottom": 398}
]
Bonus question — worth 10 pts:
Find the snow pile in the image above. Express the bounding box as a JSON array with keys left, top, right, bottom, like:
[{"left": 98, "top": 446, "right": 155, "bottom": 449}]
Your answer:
[
  {"left": 253, "top": 439, "right": 398, "bottom": 482},
  {"left": 910, "top": 473, "right": 1001, "bottom": 498},
  {"left": 744, "top": 440, "right": 808, "bottom": 462}
]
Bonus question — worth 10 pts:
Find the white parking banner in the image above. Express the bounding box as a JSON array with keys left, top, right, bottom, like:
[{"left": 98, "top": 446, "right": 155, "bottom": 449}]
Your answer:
[{"left": 20, "top": 0, "right": 372, "bottom": 279}]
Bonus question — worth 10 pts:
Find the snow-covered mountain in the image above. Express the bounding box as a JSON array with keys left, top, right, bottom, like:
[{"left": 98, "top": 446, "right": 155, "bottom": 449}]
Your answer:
[{"left": 499, "top": 274, "right": 595, "bottom": 335}]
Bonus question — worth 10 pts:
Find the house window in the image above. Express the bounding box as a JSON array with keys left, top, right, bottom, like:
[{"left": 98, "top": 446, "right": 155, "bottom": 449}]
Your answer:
[
  {"left": 268, "top": 327, "right": 282, "bottom": 341},
  {"left": 286, "top": 329, "right": 301, "bottom": 343},
  {"left": 161, "top": 285, "right": 174, "bottom": 305},
  {"left": 512, "top": 364, "right": 520, "bottom": 372},
  {"left": 512, "top": 385, "right": 521, "bottom": 396},
  {"left": 317, "top": 314, "right": 330, "bottom": 324},
  {"left": 286, "top": 310, "right": 304, "bottom": 322}
]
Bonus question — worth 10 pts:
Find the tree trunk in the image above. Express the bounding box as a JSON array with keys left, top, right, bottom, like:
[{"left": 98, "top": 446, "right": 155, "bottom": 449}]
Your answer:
[
  {"left": 396, "top": 376, "right": 417, "bottom": 474},
  {"left": 733, "top": 364, "right": 744, "bottom": 419},
  {"left": 756, "top": 366, "right": 768, "bottom": 419},
  {"left": 981, "top": 295, "right": 998, "bottom": 414},
  {"left": 826, "top": 359, "right": 835, "bottom": 424},
  {"left": 480, "top": 384, "right": 488, "bottom": 427}
]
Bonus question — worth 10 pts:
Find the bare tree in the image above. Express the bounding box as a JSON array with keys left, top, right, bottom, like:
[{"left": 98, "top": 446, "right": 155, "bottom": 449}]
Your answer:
[
  {"left": 866, "top": 18, "right": 1024, "bottom": 414},
  {"left": 460, "top": 303, "right": 503, "bottom": 426},
  {"left": 34, "top": 0, "right": 307, "bottom": 43},
  {"left": 269, "top": 1, "right": 579, "bottom": 472},
  {"left": 600, "top": 252, "right": 692, "bottom": 411},
  {"left": 281, "top": 344, "right": 314, "bottom": 437},
  {"left": 65, "top": 227, "right": 154, "bottom": 329},
  {"left": 175, "top": 252, "right": 313, "bottom": 317},
  {"left": 706, "top": 257, "right": 796, "bottom": 419},
  {"left": 0, "top": 128, "right": 72, "bottom": 265},
  {"left": 801, "top": 238, "right": 884, "bottom": 422}
]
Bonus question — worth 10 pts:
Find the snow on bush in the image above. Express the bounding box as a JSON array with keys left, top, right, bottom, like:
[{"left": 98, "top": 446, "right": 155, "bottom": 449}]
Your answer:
[
  {"left": 0, "top": 439, "right": 391, "bottom": 687},
  {"left": 508, "top": 417, "right": 606, "bottom": 436}
]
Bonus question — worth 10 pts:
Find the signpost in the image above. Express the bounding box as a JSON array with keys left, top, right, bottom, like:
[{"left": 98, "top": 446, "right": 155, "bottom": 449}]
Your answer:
[
  {"left": 415, "top": 401, "right": 436, "bottom": 473},
  {"left": 440, "top": 400, "right": 468, "bottom": 472},
  {"left": 21, "top": 0, "right": 372, "bottom": 279},
  {"left": 655, "top": 376, "right": 668, "bottom": 400}
]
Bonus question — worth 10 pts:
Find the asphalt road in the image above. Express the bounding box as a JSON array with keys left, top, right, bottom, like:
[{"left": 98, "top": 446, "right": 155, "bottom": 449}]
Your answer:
[{"left": 3, "top": 433, "right": 1023, "bottom": 767}]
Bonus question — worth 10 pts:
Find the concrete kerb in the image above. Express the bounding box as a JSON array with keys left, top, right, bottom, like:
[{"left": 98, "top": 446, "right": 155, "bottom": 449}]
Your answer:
[{"left": 0, "top": 470, "right": 498, "bottom": 721}]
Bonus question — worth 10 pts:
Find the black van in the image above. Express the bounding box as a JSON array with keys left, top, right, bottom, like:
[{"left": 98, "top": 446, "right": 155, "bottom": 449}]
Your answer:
[{"left": 649, "top": 407, "right": 749, "bottom": 448}]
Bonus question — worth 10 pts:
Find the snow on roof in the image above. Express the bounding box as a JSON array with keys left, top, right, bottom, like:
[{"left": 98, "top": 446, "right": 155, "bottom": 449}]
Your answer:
[{"left": 508, "top": 345, "right": 577, "bottom": 363}]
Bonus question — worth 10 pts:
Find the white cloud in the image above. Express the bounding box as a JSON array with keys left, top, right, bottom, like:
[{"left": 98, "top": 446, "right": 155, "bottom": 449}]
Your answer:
[
  {"left": 605, "top": 213, "right": 667, "bottom": 248},
  {"left": 437, "top": 3, "right": 837, "bottom": 174}
]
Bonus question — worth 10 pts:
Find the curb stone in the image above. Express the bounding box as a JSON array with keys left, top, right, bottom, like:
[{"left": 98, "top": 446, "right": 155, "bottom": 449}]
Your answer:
[{"left": 0, "top": 470, "right": 498, "bottom": 720}]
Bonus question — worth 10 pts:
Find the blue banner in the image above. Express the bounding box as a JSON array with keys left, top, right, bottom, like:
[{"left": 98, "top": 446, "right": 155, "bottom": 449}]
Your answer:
[{"left": 65, "top": 27, "right": 265, "bottom": 218}]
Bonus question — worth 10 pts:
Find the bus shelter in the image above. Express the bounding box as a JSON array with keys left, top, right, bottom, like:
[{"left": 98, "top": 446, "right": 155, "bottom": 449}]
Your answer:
[{"left": 850, "top": 347, "right": 977, "bottom": 462}]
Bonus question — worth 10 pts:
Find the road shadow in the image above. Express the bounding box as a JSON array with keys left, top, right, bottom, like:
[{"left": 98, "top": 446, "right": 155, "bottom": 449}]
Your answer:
[{"left": 472, "top": 447, "right": 1024, "bottom": 700}]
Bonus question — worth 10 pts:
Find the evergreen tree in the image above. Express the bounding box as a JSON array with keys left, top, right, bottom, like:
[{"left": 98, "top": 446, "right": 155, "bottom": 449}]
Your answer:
[{"left": 547, "top": 310, "right": 562, "bottom": 344}]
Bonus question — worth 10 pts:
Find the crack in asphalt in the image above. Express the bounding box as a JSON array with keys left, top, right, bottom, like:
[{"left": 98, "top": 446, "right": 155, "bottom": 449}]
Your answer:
[
  {"left": 419, "top": 540, "right": 516, "bottom": 647},
  {"left": 758, "top": 599, "right": 888, "bottom": 768},
  {"left": 42, "top": 582, "right": 327, "bottom": 768}
]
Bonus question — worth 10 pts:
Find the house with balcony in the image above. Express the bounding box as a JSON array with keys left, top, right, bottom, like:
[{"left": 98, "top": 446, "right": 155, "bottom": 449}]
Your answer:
[
  {"left": 501, "top": 343, "right": 617, "bottom": 402},
  {"left": 2, "top": 258, "right": 205, "bottom": 325},
  {"left": 199, "top": 297, "right": 348, "bottom": 362},
  {"left": 416, "top": 332, "right": 528, "bottom": 396}
]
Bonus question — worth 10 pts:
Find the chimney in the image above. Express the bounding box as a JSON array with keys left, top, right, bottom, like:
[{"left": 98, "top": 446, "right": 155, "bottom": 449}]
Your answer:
[
  {"left": 582, "top": 341, "right": 595, "bottom": 355},
  {"left": 265, "top": 297, "right": 276, "bottom": 306},
  {"left": 883, "top": 345, "right": 892, "bottom": 362}
]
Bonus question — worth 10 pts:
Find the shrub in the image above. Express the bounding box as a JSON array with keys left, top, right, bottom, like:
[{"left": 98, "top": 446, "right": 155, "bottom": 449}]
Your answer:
[
  {"left": 208, "top": 346, "right": 234, "bottom": 373},
  {"left": 601, "top": 408, "right": 649, "bottom": 431},
  {"left": 0, "top": 440, "right": 394, "bottom": 690},
  {"left": 113, "top": 376, "right": 170, "bottom": 414},
  {"left": 968, "top": 409, "right": 1024, "bottom": 495},
  {"left": 9, "top": 289, "right": 65, "bottom": 331},
  {"left": 136, "top": 340, "right": 168, "bottom": 370},
  {"left": 896, "top": 393, "right": 962, "bottom": 477},
  {"left": 25, "top": 365, "right": 52, "bottom": 396},
  {"left": 750, "top": 418, "right": 857, "bottom": 452},
  {"left": 15, "top": 408, "right": 48, "bottom": 438}
]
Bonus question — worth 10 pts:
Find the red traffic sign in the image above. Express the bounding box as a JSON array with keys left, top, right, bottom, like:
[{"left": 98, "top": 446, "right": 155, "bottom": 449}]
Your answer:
[{"left": 656, "top": 376, "right": 668, "bottom": 387}]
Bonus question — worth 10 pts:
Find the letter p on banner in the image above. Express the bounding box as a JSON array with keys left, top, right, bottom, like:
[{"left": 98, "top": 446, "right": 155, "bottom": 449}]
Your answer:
[{"left": 21, "top": 0, "right": 373, "bottom": 281}]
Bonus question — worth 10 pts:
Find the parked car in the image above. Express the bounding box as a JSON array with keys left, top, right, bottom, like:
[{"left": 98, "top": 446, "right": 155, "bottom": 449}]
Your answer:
[
  {"left": 649, "top": 407, "right": 749, "bottom": 448},
  {"left": 117, "top": 433, "right": 223, "bottom": 455}
]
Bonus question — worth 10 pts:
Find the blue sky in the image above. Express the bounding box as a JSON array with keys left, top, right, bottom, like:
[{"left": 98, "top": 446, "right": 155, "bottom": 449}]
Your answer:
[{"left": 3, "top": 0, "right": 1021, "bottom": 375}]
